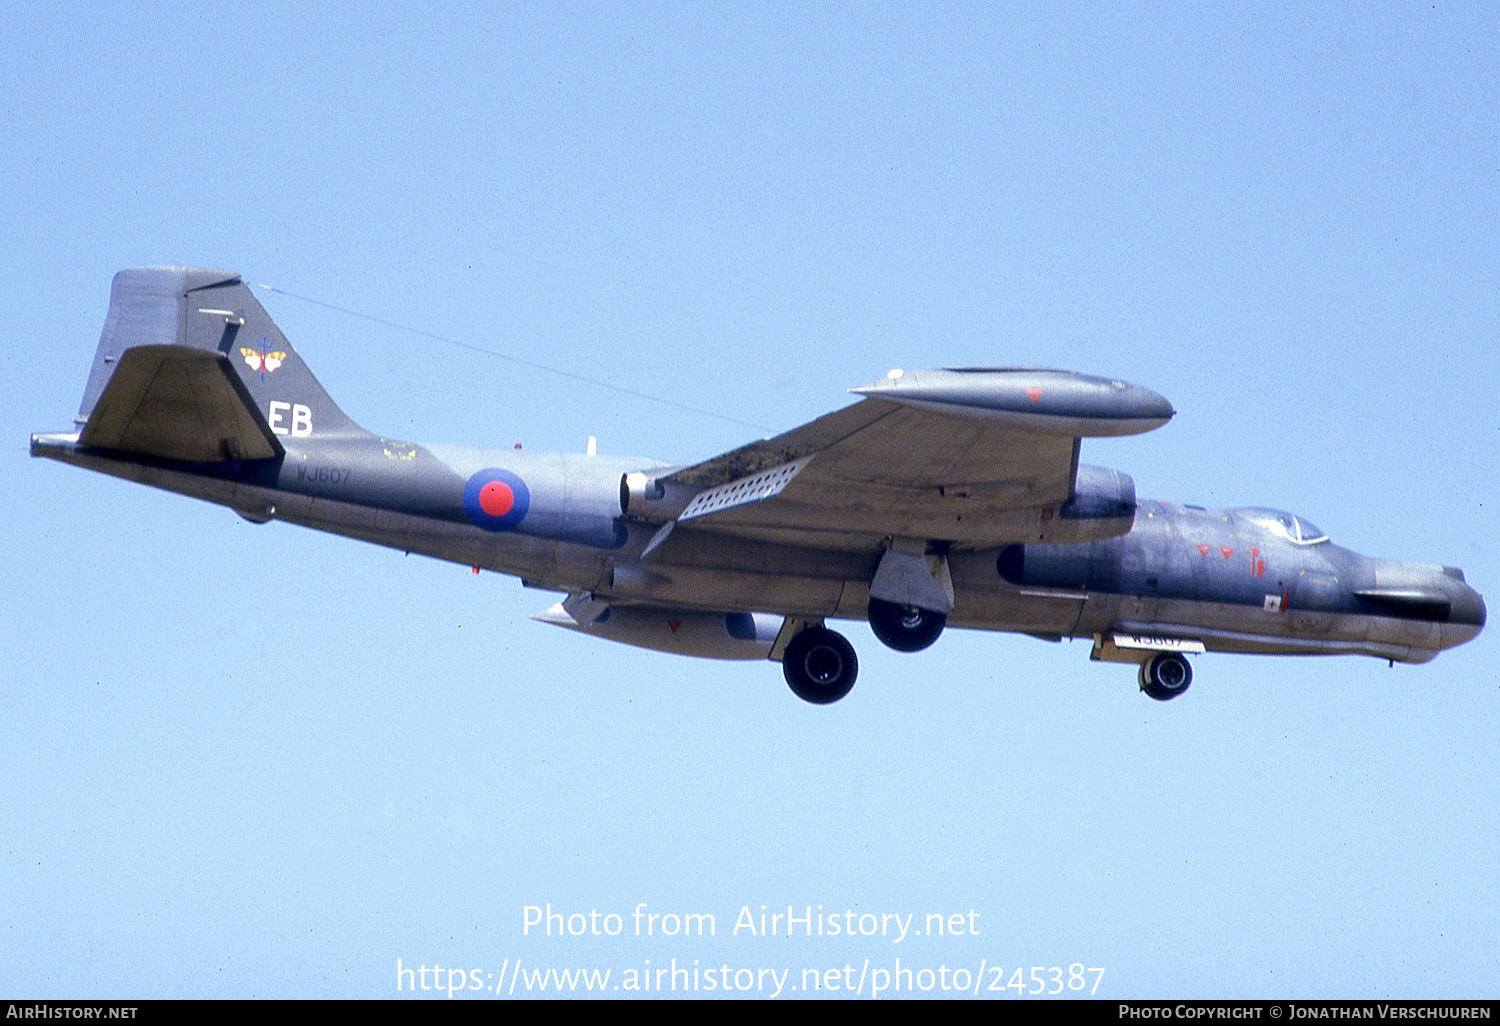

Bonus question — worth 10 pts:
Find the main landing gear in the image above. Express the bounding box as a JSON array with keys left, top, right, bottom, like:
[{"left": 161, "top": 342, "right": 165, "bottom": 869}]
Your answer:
[
  {"left": 781, "top": 626, "right": 859, "bottom": 705},
  {"left": 781, "top": 598, "right": 948, "bottom": 705},
  {"left": 867, "top": 597, "right": 947, "bottom": 652},
  {"left": 1138, "top": 651, "right": 1192, "bottom": 701}
]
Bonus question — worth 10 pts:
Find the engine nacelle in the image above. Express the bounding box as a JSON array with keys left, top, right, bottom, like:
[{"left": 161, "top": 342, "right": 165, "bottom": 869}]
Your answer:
[
  {"left": 620, "top": 471, "right": 698, "bottom": 519},
  {"left": 1031, "top": 464, "right": 1136, "bottom": 544},
  {"left": 620, "top": 471, "right": 660, "bottom": 515},
  {"left": 534, "top": 601, "right": 781, "bottom": 660}
]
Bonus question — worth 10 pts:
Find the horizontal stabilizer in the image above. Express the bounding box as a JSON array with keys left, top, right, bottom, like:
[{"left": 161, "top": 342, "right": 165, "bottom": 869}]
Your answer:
[{"left": 78, "top": 344, "right": 284, "bottom": 462}]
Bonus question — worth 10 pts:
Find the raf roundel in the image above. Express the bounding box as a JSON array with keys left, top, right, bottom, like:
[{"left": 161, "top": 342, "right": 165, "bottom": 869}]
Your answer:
[
  {"left": 463, "top": 468, "right": 530, "bottom": 531},
  {"left": 479, "top": 480, "right": 513, "bottom": 517}
]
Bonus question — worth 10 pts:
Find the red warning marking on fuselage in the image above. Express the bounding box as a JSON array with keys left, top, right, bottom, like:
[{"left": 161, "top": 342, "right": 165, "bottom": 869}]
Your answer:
[
  {"left": 1197, "top": 543, "right": 1211, "bottom": 557},
  {"left": 1026, "top": 388, "right": 1043, "bottom": 404},
  {"left": 667, "top": 617, "right": 682, "bottom": 634},
  {"left": 1250, "top": 547, "right": 1265, "bottom": 578},
  {"left": 478, "top": 480, "right": 515, "bottom": 518},
  {"left": 1220, "top": 546, "right": 1235, "bottom": 560}
]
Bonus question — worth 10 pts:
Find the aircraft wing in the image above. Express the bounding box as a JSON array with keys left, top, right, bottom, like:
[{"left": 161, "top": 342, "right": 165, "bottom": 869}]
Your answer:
[{"left": 660, "top": 368, "right": 1173, "bottom": 551}]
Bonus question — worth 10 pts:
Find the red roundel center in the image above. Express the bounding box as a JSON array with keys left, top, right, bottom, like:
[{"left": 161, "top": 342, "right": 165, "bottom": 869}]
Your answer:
[{"left": 478, "top": 480, "right": 515, "bottom": 518}]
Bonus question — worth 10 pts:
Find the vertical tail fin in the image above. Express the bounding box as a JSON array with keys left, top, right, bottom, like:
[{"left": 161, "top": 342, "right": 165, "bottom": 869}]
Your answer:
[{"left": 76, "top": 266, "right": 368, "bottom": 441}]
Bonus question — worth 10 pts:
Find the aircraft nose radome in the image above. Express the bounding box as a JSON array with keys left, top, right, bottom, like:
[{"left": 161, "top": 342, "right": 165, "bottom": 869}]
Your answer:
[
  {"left": 1450, "top": 582, "right": 1486, "bottom": 630},
  {"left": 1437, "top": 577, "right": 1485, "bottom": 652}
]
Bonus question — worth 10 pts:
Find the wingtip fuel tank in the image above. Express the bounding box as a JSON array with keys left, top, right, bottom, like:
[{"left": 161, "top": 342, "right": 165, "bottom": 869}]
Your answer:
[{"left": 850, "top": 367, "right": 1175, "bottom": 437}]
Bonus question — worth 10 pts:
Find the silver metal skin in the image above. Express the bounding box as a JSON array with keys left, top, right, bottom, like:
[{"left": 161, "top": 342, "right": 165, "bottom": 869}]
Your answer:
[{"left": 31, "top": 268, "right": 1485, "bottom": 704}]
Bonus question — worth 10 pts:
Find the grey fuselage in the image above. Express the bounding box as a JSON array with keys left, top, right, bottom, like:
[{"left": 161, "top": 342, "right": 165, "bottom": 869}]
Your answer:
[{"left": 31, "top": 428, "right": 1485, "bottom": 667}]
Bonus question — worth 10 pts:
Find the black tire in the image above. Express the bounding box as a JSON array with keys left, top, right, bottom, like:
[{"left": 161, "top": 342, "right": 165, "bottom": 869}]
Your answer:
[
  {"left": 782, "top": 627, "right": 859, "bottom": 704},
  {"left": 868, "top": 597, "right": 947, "bottom": 653},
  {"left": 1139, "top": 652, "right": 1192, "bottom": 701}
]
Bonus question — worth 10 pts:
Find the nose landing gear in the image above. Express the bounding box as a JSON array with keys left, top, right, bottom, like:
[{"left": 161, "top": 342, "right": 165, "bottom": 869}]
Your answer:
[{"left": 1139, "top": 651, "right": 1192, "bottom": 701}]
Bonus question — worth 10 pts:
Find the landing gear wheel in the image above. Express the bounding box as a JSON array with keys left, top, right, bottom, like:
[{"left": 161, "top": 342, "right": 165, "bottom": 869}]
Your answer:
[
  {"left": 782, "top": 627, "right": 859, "bottom": 704},
  {"left": 1139, "top": 652, "right": 1192, "bottom": 701},
  {"left": 868, "top": 597, "right": 947, "bottom": 653}
]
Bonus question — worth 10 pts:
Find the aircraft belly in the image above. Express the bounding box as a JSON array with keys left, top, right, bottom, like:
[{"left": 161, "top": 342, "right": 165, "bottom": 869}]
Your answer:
[
  {"left": 251, "top": 493, "right": 612, "bottom": 590},
  {"left": 946, "top": 589, "right": 1085, "bottom": 637},
  {"left": 1145, "top": 596, "right": 1283, "bottom": 641},
  {"left": 1364, "top": 612, "right": 1440, "bottom": 651},
  {"left": 639, "top": 524, "right": 877, "bottom": 580},
  {"left": 601, "top": 561, "right": 854, "bottom": 620},
  {"left": 1110, "top": 597, "right": 1437, "bottom": 662},
  {"left": 1113, "top": 593, "right": 1332, "bottom": 651},
  {"left": 946, "top": 549, "right": 1085, "bottom": 636},
  {"left": 39, "top": 446, "right": 608, "bottom": 590}
]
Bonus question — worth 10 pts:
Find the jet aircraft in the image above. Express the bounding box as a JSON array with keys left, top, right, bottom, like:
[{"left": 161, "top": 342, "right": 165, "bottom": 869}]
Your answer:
[{"left": 32, "top": 268, "right": 1485, "bottom": 703}]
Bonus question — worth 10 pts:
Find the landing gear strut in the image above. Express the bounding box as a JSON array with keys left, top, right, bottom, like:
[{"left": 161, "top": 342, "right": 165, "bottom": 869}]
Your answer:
[
  {"left": 782, "top": 626, "right": 858, "bottom": 704},
  {"left": 1139, "top": 651, "right": 1192, "bottom": 701},
  {"left": 867, "top": 597, "right": 947, "bottom": 652}
]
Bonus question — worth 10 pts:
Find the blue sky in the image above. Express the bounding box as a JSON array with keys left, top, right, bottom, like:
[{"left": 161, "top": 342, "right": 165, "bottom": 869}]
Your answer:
[{"left": 3, "top": 1, "right": 1497, "bottom": 999}]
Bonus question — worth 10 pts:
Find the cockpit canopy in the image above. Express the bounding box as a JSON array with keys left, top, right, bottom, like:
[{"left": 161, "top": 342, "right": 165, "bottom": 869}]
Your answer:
[{"left": 1235, "top": 508, "right": 1329, "bottom": 545}]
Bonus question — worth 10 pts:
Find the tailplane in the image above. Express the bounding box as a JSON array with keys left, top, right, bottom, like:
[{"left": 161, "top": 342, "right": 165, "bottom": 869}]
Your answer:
[{"left": 71, "top": 267, "right": 368, "bottom": 462}]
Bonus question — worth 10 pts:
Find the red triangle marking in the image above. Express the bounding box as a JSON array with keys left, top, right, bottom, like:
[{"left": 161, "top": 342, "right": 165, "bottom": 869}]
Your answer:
[
  {"left": 1220, "top": 546, "right": 1234, "bottom": 559},
  {"left": 1196, "top": 543, "right": 1211, "bottom": 557},
  {"left": 1026, "top": 388, "right": 1042, "bottom": 404}
]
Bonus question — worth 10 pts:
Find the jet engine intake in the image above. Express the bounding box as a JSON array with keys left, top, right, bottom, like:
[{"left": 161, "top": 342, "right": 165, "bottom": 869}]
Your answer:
[
  {"left": 621, "top": 471, "right": 663, "bottom": 515},
  {"left": 620, "top": 471, "right": 697, "bottom": 519},
  {"left": 1030, "top": 464, "right": 1137, "bottom": 544}
]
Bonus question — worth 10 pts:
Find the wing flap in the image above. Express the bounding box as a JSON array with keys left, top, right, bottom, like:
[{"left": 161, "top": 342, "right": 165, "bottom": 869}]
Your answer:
[{"left": 77, "top": 343, "right": 284, "bottom": 462}]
